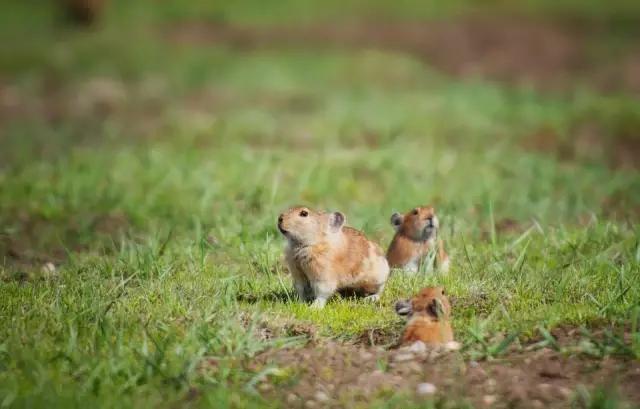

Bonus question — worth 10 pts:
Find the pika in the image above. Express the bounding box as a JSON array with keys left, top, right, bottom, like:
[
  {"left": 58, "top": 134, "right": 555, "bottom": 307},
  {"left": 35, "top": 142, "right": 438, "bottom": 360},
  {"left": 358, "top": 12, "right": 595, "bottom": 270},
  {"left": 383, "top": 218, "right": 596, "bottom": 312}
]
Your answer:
[
  {"left": 277, "top": 206, "right": 390, "bottom": 309},
  {"left": 395, "top": 286, "right": 453, "bottom": 345},
  {"left": 386, "top": 206, "right": 450, "bottom": 273}
]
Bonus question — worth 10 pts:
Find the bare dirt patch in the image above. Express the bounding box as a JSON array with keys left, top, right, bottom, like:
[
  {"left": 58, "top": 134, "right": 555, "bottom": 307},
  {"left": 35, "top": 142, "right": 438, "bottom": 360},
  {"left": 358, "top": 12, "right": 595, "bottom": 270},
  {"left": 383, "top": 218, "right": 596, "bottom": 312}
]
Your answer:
[
  {"left": 249, "top": 337, "right": 640, "bottom": 408},
  {"left": 164, "top": 17, "right": 640, "bottom": 94}
]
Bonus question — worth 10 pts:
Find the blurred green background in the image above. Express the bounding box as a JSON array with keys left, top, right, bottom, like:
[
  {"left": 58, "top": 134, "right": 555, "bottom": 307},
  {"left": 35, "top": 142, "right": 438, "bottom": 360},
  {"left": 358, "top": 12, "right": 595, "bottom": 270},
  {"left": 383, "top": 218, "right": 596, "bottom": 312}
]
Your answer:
[{"left": 1, "top": 0, "right": 639, "bottom": 407}]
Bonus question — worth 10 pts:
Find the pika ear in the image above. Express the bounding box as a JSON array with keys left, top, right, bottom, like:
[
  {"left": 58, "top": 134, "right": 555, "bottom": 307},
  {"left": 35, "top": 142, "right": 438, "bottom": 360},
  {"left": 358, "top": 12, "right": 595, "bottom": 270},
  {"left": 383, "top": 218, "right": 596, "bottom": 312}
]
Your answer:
[
  {"left": 395, "top": 299, "right": 412, "bottom": 316},
  {"left": 329, "top": 211, "right": 345, "bottom": 232},
  {"left": 390, "top": 213, "right": 404, "bottom": 231},
  {"left": 428, "top": 298, "right": 446, "bottom": 319}
]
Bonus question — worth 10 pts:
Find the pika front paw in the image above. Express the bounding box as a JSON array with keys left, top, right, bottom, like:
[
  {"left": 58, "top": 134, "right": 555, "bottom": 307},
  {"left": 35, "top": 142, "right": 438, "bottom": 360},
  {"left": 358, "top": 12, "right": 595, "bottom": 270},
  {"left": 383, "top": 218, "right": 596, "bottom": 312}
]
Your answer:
[{"left": 310, "top": 298, "right": 327, "bottom": 309}]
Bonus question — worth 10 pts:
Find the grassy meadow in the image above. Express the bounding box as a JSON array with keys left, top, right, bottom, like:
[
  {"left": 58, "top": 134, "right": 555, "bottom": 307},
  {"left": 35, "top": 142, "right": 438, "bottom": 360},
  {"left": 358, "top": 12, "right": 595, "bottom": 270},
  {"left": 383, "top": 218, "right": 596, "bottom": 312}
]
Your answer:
[{"left": 1, "top": 0, "right": 639, "bottom": 408}]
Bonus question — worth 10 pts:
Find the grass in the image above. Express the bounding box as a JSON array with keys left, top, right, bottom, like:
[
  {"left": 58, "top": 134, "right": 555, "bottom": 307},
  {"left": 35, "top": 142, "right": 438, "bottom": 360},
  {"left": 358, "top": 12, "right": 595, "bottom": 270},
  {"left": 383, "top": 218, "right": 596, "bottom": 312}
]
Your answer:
[{"left": 1, "top": 0, "right": 640, "bottom": 408}]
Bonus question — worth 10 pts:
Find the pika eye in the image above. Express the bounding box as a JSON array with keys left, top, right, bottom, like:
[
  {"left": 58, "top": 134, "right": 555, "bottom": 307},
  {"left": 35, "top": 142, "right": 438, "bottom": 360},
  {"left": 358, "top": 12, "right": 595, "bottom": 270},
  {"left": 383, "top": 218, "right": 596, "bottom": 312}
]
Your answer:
[
  {"left": 411, "top": 209, "right": 419, "bottom": 215},
  {"left": 299, "top": 210, "right": 308, "bottom": 217}
]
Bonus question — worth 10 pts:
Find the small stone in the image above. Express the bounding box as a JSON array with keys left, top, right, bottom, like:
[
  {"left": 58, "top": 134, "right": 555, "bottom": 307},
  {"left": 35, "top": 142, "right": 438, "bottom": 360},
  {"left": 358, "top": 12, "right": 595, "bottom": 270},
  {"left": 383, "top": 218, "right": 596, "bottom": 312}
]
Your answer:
[
  {"left": 416, "top": 382, "right": 437, "bottom": 396},
  {"left": 41, "top": 262, "right": 57, "bottom": 277},
  {"left": 536, "top": 348, "right": 553, "bottom": 357},
  {"left": 305, "top": 401, "right": 317, "bottom": 409},
  {"left": 538, "top": 383, "right": 552, "bottom": 393},
  {"left": 531, "top": 399, "right": 544, "bottom": 409},
  {"left": 445, "top": 341, "right": 462, "bottom": 351},
  {"left": 483, "top": 395, "right": 497, "bottom": 406},
  {"left": 539, "top": 361, "right": 564, "bottom": 379},
  {"left": 469, "top": 360, "right": 480, "bottom": 368},
  {"left": 406, "top": 361, "right": 423, "bottom": 374},
  {"left": 286, "top": 393, "right": 299, "bottom": 404},
  {"left": 393, "top": 353, "right": 415, "bottom": 362},
  {"left": 408, "top": 341, "right": 427, "bottom": 354},
  {"left": 359, "top": 351, "right": 374, "bottom": 361},
  {"left": 371, "top": 369, "right": 385, "bottom": 377},
  {"left": 557, "top": 386, "right": 572, "bottom": 399},
  {"left": 535, "top": 383, "right": 555, "bottom": 402},
  {"left": 314, "top": 391, "right": 330, "bottom": 403}
]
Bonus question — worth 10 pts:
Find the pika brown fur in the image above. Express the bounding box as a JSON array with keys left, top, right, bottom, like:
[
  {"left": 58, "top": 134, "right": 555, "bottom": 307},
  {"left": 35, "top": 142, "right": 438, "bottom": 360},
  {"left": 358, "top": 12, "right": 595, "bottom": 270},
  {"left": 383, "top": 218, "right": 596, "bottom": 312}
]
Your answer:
[
  {"left": 395, "top": 286, "right": 453, "bottom": 345},
  {"left": 386, "top": 206, "right": 450, "bottom": 273},
  {"left": 277, "top": 206, "right": 390, "bottom": 309}
]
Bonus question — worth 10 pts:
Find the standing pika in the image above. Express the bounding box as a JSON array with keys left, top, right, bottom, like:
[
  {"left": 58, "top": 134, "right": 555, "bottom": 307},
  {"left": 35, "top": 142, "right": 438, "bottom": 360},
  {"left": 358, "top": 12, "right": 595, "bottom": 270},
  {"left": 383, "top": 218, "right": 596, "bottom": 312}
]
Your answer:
[
  {"left": 277, "top": 206, "right": 390, "bottom": 309},
  {"left": 386, "top": 206, "right": 450, "bottom": 273},
  {"left": 395, "top": 286, "right": 454, "bottom": 345}
]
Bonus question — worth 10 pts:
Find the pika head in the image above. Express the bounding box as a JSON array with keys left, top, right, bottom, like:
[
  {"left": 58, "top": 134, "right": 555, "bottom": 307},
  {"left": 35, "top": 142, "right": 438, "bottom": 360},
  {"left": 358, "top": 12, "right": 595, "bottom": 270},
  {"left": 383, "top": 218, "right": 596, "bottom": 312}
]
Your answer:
[
  {"left": 395, "top": 286, "right": 451, "bottom": 320},
  {"left": 277, "top": 206, "right": 346, "bottom": 245},
  {"left": 390, "top": 206, "right": 439, "bottom": 241}
]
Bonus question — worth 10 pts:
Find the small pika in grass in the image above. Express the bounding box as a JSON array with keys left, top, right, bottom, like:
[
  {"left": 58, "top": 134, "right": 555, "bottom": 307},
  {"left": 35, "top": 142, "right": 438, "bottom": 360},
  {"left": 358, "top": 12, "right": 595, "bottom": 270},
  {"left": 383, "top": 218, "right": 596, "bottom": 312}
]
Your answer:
[
  {"left": 277, "top": 206, "right": 390, "bottom": 309},
  {"left": 386, "top": 205, "right": 450, "bottom": 274},
  {"left": 395, "top": 286, "right": 454, "bottom": 345}
]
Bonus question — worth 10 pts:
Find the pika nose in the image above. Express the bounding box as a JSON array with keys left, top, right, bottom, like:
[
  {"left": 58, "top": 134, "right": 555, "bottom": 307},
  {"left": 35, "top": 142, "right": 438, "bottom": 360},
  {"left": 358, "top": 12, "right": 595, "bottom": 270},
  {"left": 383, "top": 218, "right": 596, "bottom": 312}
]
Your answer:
[{"left": 278, "top": 215, "right": 284, "bottom": 224}]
